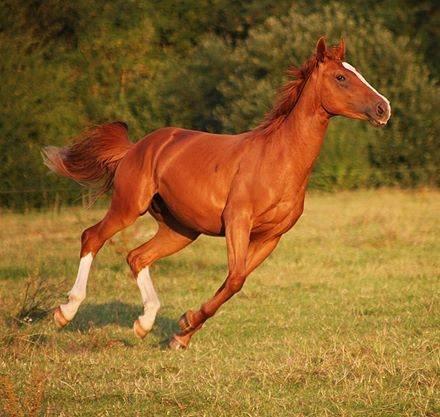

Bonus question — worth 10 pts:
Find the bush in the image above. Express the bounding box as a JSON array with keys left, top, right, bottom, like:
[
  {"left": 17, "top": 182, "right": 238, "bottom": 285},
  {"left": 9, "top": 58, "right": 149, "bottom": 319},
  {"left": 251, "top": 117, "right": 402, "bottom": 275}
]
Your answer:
[
  {"left": 0, "top": 1, "right": 438, "bottom": 208},
  {"left": 214, "top": 4, "right": 439, "bottom": 188}
]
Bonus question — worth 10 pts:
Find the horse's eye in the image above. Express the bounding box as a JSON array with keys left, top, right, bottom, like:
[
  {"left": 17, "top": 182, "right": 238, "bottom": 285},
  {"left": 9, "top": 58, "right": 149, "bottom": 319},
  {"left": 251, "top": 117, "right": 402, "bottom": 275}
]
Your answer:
[{"left": 336, "top": 74, "right": 345, "bottom": 82}]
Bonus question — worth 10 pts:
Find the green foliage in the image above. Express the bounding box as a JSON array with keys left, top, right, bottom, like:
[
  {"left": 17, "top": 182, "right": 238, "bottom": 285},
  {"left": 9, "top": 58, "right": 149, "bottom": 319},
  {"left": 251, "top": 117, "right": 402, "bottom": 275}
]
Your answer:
[
  {"left": 214, "top": 5, "right": 439, "bottom": 188},
  {"left": 148, "top": 36, "right": 232, "bottom": 132},
  {"left": 0, "top": 21, "right": 82, "bottom": 208},
  {"left": 0, "top": 1, "right": 438, "bottom": 208}
]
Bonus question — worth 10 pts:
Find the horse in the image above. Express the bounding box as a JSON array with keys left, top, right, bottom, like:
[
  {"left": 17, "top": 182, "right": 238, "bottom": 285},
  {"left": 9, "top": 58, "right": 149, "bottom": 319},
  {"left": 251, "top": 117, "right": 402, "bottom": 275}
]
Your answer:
[{"left": 43, "top": 37, "right": 391, "bottom": 349}]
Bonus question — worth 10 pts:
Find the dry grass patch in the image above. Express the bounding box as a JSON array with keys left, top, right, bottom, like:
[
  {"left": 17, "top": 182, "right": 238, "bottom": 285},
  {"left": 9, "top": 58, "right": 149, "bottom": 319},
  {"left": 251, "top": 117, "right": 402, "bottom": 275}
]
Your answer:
[{"left": 0, "top": 190, "right": 439, "bottom": 416}]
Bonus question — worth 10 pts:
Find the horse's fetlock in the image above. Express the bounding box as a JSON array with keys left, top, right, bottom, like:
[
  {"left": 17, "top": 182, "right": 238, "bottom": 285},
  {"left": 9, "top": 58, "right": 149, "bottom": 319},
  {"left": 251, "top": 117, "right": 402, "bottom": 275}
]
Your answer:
[
  {"left": 126, "top": 252, "right": 135, "bottom": 267},
  {"left": 68, "top": 291, "right": 85, "bottom": 303},
  {"left": 145, "top": 299, "right": 161, "bottom": 313}
]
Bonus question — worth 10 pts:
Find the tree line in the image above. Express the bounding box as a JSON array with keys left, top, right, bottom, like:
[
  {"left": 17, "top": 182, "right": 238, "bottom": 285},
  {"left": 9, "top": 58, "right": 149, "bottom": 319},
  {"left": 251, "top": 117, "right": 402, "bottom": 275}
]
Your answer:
[{"left": 0, "top": 0, "right": 438, "bottom": 209}]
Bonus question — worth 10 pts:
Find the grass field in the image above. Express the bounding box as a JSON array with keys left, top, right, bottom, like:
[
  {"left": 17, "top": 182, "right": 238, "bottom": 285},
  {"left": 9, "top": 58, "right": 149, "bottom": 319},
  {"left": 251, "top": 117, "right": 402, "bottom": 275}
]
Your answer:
[{"left": 0, "top": 189, "right": 439, "bottom": 417}]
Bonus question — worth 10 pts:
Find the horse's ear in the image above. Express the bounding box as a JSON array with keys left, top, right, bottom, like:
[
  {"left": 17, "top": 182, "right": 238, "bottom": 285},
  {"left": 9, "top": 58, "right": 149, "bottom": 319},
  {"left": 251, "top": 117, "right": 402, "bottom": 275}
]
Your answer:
[
  {"left": 316, "top": 36, "right": 327, "bottom": 62},
  {"left": 336, "top": 38, "right": 346, "bottom": 60}
]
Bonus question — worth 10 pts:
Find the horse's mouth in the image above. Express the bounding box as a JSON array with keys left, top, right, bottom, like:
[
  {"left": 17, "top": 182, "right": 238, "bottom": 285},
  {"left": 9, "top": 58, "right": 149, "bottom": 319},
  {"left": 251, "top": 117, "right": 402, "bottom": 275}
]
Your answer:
[
  {"left": 367, "top": 109, "right": 390, "bottom": 128},
  {"left": 368, "top": 117, "right": 388, "bottom": 128}
]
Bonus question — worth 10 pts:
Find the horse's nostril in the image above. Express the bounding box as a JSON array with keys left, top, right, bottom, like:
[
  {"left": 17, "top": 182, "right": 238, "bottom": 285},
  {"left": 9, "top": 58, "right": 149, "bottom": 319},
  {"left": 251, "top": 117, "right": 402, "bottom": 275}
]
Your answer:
[{"left": 376, "top": 103, "right": 385, "bottom": 116}]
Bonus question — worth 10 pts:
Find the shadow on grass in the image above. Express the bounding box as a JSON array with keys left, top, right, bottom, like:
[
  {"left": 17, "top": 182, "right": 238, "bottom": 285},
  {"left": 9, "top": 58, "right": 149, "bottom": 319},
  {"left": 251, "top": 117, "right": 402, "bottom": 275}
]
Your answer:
[{"left": 67, "top": 301, "right": 179, "bottom": 344}]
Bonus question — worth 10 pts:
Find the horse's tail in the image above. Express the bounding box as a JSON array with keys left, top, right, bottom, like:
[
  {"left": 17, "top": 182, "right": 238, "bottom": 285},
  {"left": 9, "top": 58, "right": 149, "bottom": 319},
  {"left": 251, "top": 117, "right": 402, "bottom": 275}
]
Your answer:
[{"left": 42, "top": 121, "right": 132, "bottom": 197}]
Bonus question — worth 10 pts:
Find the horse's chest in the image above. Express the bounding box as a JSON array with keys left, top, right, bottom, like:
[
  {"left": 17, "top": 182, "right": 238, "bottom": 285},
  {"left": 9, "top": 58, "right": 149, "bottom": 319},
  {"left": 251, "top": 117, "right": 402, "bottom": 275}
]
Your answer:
[{"left": 253, "top": 194, "right": 305, "bottom": 236}]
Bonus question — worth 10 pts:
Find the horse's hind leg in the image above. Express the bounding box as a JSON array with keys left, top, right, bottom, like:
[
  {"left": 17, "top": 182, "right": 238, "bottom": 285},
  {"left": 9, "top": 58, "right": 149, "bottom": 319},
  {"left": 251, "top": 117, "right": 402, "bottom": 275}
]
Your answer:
[
  {"left": 127, "top": 223, "right": 198, "bottom": 338},
  {"left": 54, "top": 184, "right": 154, "bottom": 328}
]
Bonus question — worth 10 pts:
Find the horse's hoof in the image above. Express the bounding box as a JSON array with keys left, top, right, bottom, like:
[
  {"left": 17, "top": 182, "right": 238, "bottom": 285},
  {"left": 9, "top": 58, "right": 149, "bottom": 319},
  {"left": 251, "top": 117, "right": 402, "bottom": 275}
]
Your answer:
[
  {"left": 169, "top": 335, "right": 187, "bottom": 350},
  {"left": 53, "top": 306, "right": 69, "bottom": 328},
  {"left": 178, "top": 310, "right": 195, "bottom": 332},
  {"left": 133, "top": 319, "right": 149, "bottom": 339}
]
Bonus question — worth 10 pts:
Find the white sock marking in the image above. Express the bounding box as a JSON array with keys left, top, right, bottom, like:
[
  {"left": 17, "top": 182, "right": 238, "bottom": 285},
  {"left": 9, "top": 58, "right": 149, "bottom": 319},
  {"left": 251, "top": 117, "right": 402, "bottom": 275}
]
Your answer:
[
  {"left": 60, "top": 253, "right": 93, "bottom": 321},
  {"left": 342, "top": 61, "right": 391, "bottom": 117},
  {"left": 136, "top": 267, "right": 160, "bottom": 331}
]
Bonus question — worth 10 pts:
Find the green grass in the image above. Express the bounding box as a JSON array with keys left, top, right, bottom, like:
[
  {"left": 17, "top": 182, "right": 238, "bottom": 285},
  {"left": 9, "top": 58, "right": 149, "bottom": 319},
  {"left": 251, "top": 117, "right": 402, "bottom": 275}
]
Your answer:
[{"left": 0, "top": 189, "right": 439, "bottom": 416}]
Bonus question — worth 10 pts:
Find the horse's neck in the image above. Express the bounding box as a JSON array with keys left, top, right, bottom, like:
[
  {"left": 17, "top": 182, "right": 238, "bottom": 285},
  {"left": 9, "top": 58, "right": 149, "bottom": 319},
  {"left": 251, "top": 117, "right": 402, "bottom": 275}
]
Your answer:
[{"left": 271, "top": 76, "right": 329, "bottom": 186}]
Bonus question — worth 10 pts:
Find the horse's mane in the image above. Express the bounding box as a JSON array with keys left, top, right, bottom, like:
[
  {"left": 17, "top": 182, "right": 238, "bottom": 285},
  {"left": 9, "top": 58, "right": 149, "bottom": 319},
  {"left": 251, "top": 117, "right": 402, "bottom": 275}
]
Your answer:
[{"left": 256, "top": 46, "right": 342, "bottom": 136}]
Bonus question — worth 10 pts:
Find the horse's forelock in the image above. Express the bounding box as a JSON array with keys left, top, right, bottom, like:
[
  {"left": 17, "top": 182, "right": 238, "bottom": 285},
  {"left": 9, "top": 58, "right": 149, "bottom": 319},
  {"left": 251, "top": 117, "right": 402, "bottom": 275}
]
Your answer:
[{"left": 256, "top": 44, "right": 345, "bottom": 136}]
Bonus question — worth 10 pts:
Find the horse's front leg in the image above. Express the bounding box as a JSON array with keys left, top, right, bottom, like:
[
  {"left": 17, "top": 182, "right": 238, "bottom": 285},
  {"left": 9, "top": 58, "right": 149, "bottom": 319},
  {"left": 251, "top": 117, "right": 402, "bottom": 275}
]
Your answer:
[{"left": 169, "top": 212, "right": 251, "bottom": 349}]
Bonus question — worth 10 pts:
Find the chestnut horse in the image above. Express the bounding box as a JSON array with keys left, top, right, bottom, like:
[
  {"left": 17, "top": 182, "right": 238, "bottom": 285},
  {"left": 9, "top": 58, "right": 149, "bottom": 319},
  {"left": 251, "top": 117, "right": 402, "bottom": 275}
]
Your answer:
[{"left": 43, "top": 38, "right": 390, "bottom": 349}]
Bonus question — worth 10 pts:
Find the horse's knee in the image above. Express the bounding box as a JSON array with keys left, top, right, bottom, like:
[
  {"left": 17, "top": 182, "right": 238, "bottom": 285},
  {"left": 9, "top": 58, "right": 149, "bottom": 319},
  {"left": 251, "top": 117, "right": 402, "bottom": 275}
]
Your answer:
[{"left": 226, "top": 274, "right": 246, "bottom": 294}]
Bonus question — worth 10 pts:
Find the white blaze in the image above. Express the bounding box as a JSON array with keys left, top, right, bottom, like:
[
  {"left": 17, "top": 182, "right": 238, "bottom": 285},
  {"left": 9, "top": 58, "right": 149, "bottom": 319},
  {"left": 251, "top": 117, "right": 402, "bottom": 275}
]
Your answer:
[
  {"left": 136, "top": 267, "right": 160, "bottom": 331},
  {"left": 342, "top": 62, "right": 391, "bottom": 116},
  {"left": 60, "top": 252, "right": 93, "bottom": 321}
]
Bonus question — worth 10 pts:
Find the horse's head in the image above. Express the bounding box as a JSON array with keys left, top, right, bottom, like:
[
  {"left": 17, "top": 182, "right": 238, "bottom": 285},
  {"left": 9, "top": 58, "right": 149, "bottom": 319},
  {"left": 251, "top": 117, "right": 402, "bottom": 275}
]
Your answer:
[{"left": 315, "top": 37, "right": 391, "bottom": 127}]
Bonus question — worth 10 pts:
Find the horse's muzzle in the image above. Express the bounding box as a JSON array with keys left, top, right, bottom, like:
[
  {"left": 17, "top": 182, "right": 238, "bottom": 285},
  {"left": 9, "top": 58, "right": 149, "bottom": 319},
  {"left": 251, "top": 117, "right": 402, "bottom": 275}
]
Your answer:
[{"left": 367, "top": 99, "right": 391, "bottom": 127}]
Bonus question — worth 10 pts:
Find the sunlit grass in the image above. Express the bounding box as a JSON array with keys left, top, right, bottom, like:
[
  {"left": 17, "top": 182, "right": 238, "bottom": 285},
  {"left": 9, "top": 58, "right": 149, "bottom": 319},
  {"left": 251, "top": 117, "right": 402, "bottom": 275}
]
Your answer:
[{"left": 0, "top": 189, "right": 439, "bottom": 416}]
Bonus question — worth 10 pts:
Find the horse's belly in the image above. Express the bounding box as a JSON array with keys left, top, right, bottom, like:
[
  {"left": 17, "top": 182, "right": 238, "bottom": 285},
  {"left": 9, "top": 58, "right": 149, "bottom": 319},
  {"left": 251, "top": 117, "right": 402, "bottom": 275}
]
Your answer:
[
  {"left": 151, "top": 131, "right": 247, "bottom": 235},
  {"left": 157, "top": 186, "right": 227, "bottom": 236}
]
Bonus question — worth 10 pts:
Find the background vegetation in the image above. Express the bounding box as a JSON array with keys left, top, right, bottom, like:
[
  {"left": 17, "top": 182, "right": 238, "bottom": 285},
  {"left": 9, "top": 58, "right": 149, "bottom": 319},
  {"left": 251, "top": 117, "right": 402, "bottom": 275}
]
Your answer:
[
  {"left": 0, "top": 1, "right": 439, "bottom": 208},
  {"left": 1, "top": 190, "right": 438, "bottom": 416}
]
